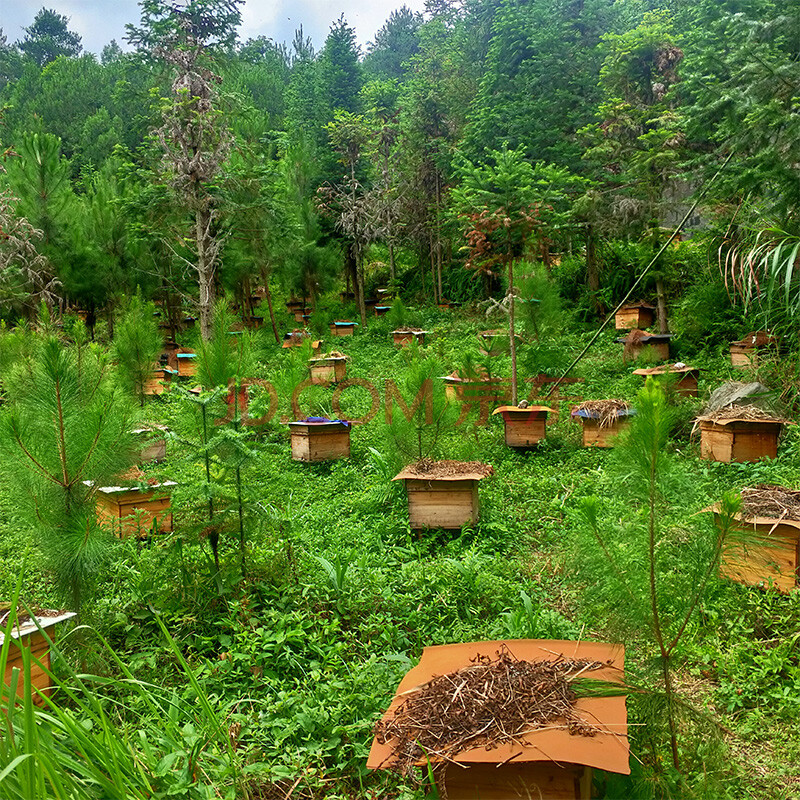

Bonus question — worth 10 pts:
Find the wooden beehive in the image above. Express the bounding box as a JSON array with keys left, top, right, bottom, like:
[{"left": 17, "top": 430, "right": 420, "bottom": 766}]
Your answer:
[
  {"left": 697, "top": 416, "right": 785, "bottom": 462},
  {"left": 367, "top": 639, "right": 629, "bottom": 800},
  {"left": 175, "top": 351, "right": 197, "bottom": 378},
  {"left": 143, "top": 367, "right": 176, "bottom": 396},
  {"left": 632, "top": 364, "right": 699, "bottom": 398},
  {"left": 478, "top": 330, "right": 522, "bottom": 357},
  {"left": 438, "top": 300, "right": 461, "bottom": 310},
  {"left": 244, "top": 315, "right": 264, "bottom": 330},
  {"left": 132, "top": 425, "right": 168, "bottom": 463},
  {"left": 392, "top": 462, "right": 493, "bottom": 530},
  {"left": 493, "top": 406, "right": 554, "bottom": 448},
  {"left": 392, "top": 329, "right": 428, "bottom": 347},
  {"left": 329, "top": 320, "right": 357, "bottom": 337},
  {"left": 2, "top": 610, "right": 76, "bottom": 705},
  {"left": 440, "top": 373, "right": 509, "bottom": 406},
  {"left": 374, "top": 305, "right": 391, "bottom": 317},
  {"left": 294, "top": 308, "right": 311, "bottom": 323},
  {"left": 616, "top": 332, "right": 672, "bottom": 362},
  {"left": 282, "top": 332, "right": 322, "bottom": 353},
  {"left": 614, "top": 304, "right": 655, "bottom": 330},
  {"left": 94, "top": 480, "right": 176, "bottom": 538},
  {"left": 308, "top": 356, "right": 347, "bottom": 386},
  {"left": 729, "top": 331, "right": 777, "bottom": 368},
  {"left": 572, "top": 408, "right": 634, "bottom": 448},
  {"left": 288, "top": 419, "right": 351, "bottom": 462},
  {"left": 286, "top": 299, "right": 304, "bottom": 315},
  {"left": 708, "top": 506, "right": 800, "bottom": 593}
]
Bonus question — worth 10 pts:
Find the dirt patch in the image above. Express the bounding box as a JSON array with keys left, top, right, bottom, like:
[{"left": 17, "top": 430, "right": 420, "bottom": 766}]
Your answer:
[
  {"left": 740, "top": 485, "right": 800, "bottom": 521},
  {"left": 374, "top": 647, "right": 604, "bottom": 777},
  {"left": 571, "top": 399, "right": 632, "bottom": 429},
  {"left": 401, "top": 459, "right": 494, "bottom": 480}
]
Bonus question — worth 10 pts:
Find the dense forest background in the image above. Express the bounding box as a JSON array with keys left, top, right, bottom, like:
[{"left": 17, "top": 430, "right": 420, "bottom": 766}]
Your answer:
[{"left": 0, "top": 0, "right": 798, "bottom": 336}]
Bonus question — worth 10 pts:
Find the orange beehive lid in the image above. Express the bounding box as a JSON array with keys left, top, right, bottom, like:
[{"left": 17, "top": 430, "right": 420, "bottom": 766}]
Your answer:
[{"left": 367, "top": 639, "right": 629, "bottom": 775}]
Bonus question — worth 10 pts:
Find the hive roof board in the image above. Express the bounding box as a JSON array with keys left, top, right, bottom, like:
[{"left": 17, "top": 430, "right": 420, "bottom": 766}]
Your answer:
[
  {"left": 0, "top": 611, "right": 76, "bottom": 643},
  {"left": 492, "top": 405, "right": 555, "bottom": 415},
  {"left": 571, "top": 407, "right": 636, "bottom": 420},
  {"left": 367, "top": 639, "right": 629, "bottom": 775},
  {"left": 84, "top": 480, "right": 177, "bottom": 494},
  {"left": 614, "top": 333, "right": 673, "bottom": 344},
  {"left": 632, "top": 365, "right": 697, "bottom": 376},
  {"left": 287, "top": 419, "right": 350, "bottom": 429},
  {"left": 695, "top": 415, "right": 790, "bottom": 426}
]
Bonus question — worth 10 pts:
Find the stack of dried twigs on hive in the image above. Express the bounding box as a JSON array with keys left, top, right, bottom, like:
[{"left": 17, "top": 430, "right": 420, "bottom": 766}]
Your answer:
[
  {"left": 572, "top": 399, "right": 631, "bottom": 429},
  {"left": 703, "top": 405, "right": 789, "bottom": 423},
  {"left": 374, "top": 649, "right": 604, "bottom": 779},
  {"left": 403, "top": 459, "right": 494, "bottom": 479},
  {"left": 740, "top": 485, "right": 800, "bottom": 520}
]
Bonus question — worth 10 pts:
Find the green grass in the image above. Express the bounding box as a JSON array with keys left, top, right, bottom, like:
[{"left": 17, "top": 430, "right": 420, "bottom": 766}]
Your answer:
[{"left": 4, "top": 302, "right": 800, "bottom": 798}]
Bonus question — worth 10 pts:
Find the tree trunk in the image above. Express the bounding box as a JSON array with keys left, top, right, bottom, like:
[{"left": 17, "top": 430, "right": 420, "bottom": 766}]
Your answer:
[
  {"left": 435, "top": 172, "right": 443, "bottom": 300},
  {"left": 509, "top": 255, "right": 518, "bottom": 406},
  {"left": 197, "top": 206, "right": 215, "bottom": 341},
  {"left": 353, "top": 245, "right": 367, "bottom": 327},
  {"left": 656, "top": 278, "right": 669, "bottom": 333},
  {"left": 429, "top": 232, "right": 438, "bottom": 304},
  {"left": 586, "top": 223, "right": 602, "bottom": 314},
  {"left": 260, "top": 265, "right": 280, "bottom": 344}
]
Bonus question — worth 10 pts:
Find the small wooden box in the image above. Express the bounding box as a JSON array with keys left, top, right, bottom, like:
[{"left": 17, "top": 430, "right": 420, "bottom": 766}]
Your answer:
[
  {"left": 392, "top": 329, "right": 427, "bottom": 347},
  {"left": 698, "top": 418, "right": 784, "bottom": 462},
  {"left": 176, "top": 351, "right": 197, "bottom": 378},
  {"left": 712, "top": 509, "right": 800, "bottom": 593},
  {"left": 617, "top": 334, "right": 671, "bottom": 362},
  {"left": 2, "top": 611, "right": 76, "bottom": 705},
  {"left": 289, "top": 420, "right": 351, "bottom": 462},
  {"left": 286, "top": 299, "right": 304, "bottom": 314},
  {"left": 309, "top": 357, "right": 347, "bottom": 386},
  {"left": 244, "top": 316, "right": 264, "bottom": 330},
  {"left": 494, "top": 406, "right": 553, "bottom": 448},
  {"left": 143, "top": 367, "right": 176, "bottom": 396},
  {"left": 572, "top": 410, "right": 633, "bottom": 448},
  {"left": 393, "top": 465, "right": 492, "bottom": 530},
  {"left": 294, "top": 308, "right": 311, "bottom": 323},
  {"left": 632, "top": 365, "right": 699, "bottom": 398},
  {"left": 132, "top": 426, "right": 167, "bottom": 463},
  {"left": 615, "top": 305, "right": 655, "bottom": 330},
  {"left": 95, "top": 482, "right": 176, "bottom": 538},
  {"left": 329, "top": 321, "right": 357, "bottom": 337},
  {"left": 374, "top": 305, "right": 391, "bottom": 317},
  {"left": 729, "top": 343, "right": 757, "bottom": 368},
  {"left": 282, "top": 334, "right": 322, "bottom": 353}
]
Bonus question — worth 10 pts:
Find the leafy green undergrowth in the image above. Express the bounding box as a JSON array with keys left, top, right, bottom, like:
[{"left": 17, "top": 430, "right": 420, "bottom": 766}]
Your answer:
[{"left": 4, "top": 305, "right": 800, "bottom": 798}]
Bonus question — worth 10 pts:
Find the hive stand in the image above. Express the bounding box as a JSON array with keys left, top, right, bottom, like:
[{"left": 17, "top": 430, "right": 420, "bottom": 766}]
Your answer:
[
  {"left": 367, "top": 639, "right": 629, "bottom": 800},
  {"left": 289, "top": 419, "right": 352, "bottom": 462}
]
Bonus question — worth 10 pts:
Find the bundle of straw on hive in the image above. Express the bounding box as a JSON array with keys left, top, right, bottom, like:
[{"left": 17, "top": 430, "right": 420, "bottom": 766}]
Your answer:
[
  {"left": 623, "top": 328, "right": 649, "bottom": 360},
  {"left": 702, "top": 405, "right": 789, "bottom": 424},
  {"left": 571, "top": 399, "right": 632, "bottom": 429},
  {"left": 375, "top": 648, "right": 604, "bottom": 779},
  {"left": 740, "top": 485, "right": 800, "bottom": 521},
  {"left": 403, "top": 459, "right": 494, "bottom": 480}
]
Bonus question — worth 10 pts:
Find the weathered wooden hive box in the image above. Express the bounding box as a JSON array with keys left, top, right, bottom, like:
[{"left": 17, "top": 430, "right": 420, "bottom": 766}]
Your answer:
[
  {"left": 374, "top": 305, "right": 391, "bottom": 317},
  {"left": 393, "top": 461, "right": 493, "bottom": 530},
  {"left": 392, "top": 329, "right": 428, "bottom": 347},
  {"left": 286, "top": 299, "right": 304, "bottom": 315},
  {"left": 2, "top": 610, "right": 76, "bottom": 705},
  {"left": 493, "top": 406, "right": 554, "bottom": 448},
  {"left": 329, "top": 320, "right": 357, "bottom": 337},
  {"left": 94, "top": 480, "right": 176, "bottom": 538},
  {"left": 729, "top": 331, "right": 776, "bottom": 368},
  {"left": 244, "top": 315, "right": 264, "bottom": 330},
  {"left": 132, "top": 425, "right": 168, "bottom": 463},
  {"left": 368, "top": 639, "right": 629, "bottom": 799},
  {"left": 614, "top": 303, "right": 655, "bottom": 330},
  {"left": 308, "top": 356, "right": 347, "bottom": 386},
  {"left": 478, "top": 329, "right": 522, "bottom": 356},
  {"left": 289, "top": 419, "right": 351, "bottom": 462},
  {"left": 616, "top": 331, "right": 672, "bottom": 362},
  {"left": 438, "top": 300, "right": 460, "bottom": 310},
  {"left": 440, "top": 373, "right": 509, "bottom": 407},
  {"left": 708, "top": 503, "right": 800, "bottom": 593},
  {"left": 572, "top": 407, "right": 635, "bottom": 448},
  {"left": 632, "top": 364, "right": 699, "bottom": 398},
  {"left": 143, "top": 367, "right": 176, "bottom": 396},
  {"left": 282, "top": 332, "right": 322, "bottom": 353},
  {"left": 696, "top": 414, "right": 787, "bottom": 462},
  {"left": 176, "top": 351, "right": 197, "bottom": 378}
]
